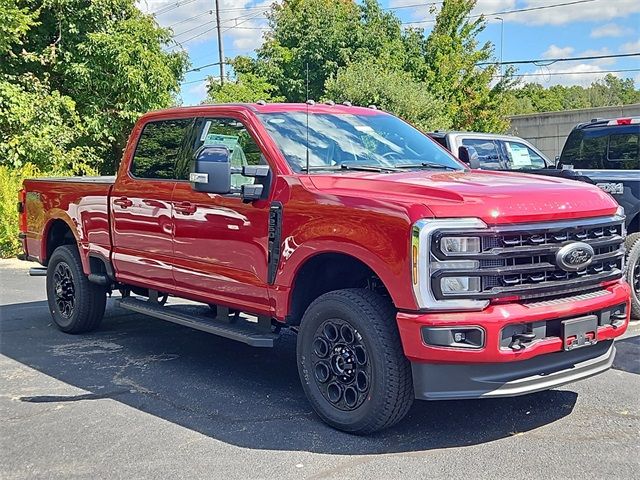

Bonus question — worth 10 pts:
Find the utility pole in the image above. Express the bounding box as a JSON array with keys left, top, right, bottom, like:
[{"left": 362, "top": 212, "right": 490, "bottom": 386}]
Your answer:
[
  {"left": 215, "top": 0, "right": 224, "bottom": 85},
  {"left": 495, "top": 17, "right": 504, "bottom": 78}
]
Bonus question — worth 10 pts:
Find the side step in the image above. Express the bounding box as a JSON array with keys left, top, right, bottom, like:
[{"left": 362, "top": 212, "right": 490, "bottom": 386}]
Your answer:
[{"left": 118, "top": 297, "right": 278, "bottom": 347}]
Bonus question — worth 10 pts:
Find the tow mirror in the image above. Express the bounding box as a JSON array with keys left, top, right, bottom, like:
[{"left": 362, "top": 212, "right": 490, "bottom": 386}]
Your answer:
[
  {"left": 190, "top": 146, "right": 231, "bottom": 194},
  {"left": 458, "top": 146, "right": 480, "bottom": 169}
]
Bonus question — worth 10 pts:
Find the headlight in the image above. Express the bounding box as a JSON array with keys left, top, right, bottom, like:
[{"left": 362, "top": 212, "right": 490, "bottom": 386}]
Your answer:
[
  {"left": 440, "top": 236, "right": 480, "bottom": 254},
  {"left": 441, "top": 276, "right": 481, "bottom": 294},
  {"left": 412, "top": 218, "right": 488, "bottom": 311}
]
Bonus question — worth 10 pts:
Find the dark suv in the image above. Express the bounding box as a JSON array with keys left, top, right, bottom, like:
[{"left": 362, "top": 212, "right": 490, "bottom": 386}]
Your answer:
[{"left": 558, "top": 117, "right": 639, "bottom": 316}]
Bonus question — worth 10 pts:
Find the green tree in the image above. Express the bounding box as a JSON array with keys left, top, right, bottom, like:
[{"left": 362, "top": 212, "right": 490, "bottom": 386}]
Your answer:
[
  {"left": 233, "top": 0, "right": 425, "bottom": 102},
  {"left": 423, "top": 0, "right": 513, "bottom": 132},
  {"left": 2, "top": 0, "right": 189, "bottom": 173},
  {"left": 325, "top": 60, "right": 450, "bottom": 131},
  {"left": 206, "top": 72, "right": 285, "bottom": 103}
]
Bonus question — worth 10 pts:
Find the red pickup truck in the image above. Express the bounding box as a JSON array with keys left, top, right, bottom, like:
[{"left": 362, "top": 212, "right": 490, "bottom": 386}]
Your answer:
[{"left": 18, "top": 103, "right": 630, "bottom": 434}]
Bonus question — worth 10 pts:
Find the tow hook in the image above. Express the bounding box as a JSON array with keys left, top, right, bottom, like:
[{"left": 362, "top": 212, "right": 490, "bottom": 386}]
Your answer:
[{"left": 509, "top": 332, "right": 536, "bottom": 351}]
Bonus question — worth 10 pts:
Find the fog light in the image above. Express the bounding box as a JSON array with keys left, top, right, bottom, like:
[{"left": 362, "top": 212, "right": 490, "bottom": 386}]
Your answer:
[
  {"left": 441, "top": 276, "right": 481, "bottom": 294},
  {"left": 422, "top": 326, "right": 484, "bottom": 349}
]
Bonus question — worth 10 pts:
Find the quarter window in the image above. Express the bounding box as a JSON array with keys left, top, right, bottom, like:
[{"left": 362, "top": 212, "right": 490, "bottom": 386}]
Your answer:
[{"left": 131, "top": 119, "right": 193, "bottom": 179}]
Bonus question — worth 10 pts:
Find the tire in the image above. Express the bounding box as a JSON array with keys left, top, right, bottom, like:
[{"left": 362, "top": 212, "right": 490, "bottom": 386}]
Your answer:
[
  {"left": 297, "top": 288, "right": 413, "bottom": 434},
  {"left": 625, "top": 237, "right": 640, "bottom": 319},
  {"left": 46, "top": 245, "right": 107, "bottom": 333}
]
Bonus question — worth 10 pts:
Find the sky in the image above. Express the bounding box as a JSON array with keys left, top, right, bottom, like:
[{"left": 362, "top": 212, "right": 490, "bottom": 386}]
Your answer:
[{"left": 136, "top": 0, "right": 640, "bottom": 106}]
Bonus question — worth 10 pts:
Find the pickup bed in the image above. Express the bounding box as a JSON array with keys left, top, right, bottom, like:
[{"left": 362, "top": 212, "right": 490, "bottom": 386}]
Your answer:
[{"left": 19, "top": 103, "right": 631, "bottom": 433}]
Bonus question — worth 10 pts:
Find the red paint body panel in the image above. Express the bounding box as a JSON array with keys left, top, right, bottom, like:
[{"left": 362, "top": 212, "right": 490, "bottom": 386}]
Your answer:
[{"left": 21, "top": 103, "right": 630, "bottom": 370}]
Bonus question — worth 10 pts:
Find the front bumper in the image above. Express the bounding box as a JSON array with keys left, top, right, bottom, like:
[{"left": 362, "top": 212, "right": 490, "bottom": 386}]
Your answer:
[
  {"left": 412, "top": 339, "right": 615, "bottom": 400},
  {"left": 397, "top": 281, "right": 630, "bottom": 400}
]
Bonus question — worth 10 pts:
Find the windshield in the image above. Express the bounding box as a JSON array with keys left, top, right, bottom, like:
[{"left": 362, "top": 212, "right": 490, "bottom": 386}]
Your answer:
[{"left": 258, "top": 111, "right": 464, "bottom": 173}]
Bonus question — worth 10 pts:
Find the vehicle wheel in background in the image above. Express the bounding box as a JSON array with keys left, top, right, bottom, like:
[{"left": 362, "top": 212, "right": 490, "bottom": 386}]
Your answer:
[
  {"left": 46, "top": 245, "right": 107, "bottom": 333},
  {"left": 625, "top": 236, "right": 640, "bottom": 319},
  {"left": 297, "top": 288, "right": 413, "bottom": 434}
]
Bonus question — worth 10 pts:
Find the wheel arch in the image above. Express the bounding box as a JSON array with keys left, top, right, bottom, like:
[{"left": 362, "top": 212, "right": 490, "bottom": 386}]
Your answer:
[{"left": 279, "top": 246, "right": 401, "bottom": 325}]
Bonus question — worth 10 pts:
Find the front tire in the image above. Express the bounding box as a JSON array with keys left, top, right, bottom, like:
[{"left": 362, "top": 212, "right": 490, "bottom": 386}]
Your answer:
[
  {"left": 625, "top": 236, "right": 640, "bottom": 319},
  {"left": 297, "top": 289, "right": 413, "bottom": 434},
  {"left": 46, "top": 245, "right": 106, "bottom": 333}
]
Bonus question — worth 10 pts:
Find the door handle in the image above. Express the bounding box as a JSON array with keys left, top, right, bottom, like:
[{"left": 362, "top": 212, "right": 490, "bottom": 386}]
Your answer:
[
  {"left": 174, "top": 201, "right": 197, "bottom": 215},
  {"left": 113, "top": 197, "right": 133, "bottom": 208}
]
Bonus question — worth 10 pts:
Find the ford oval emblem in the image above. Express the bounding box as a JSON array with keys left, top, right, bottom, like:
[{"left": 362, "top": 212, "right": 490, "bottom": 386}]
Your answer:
[{"left": 556, "top": 242, "right": 594, "bottom": 272}]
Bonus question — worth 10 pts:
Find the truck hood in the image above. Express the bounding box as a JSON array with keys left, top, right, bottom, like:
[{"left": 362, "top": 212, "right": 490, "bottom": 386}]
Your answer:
[{"left": 309, "top": 169, "right": 619, "bottom": 224}]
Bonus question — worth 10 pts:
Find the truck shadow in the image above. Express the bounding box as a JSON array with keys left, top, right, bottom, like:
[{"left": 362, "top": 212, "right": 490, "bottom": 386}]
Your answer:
[{"left": 0, "top": 299, "right": 578, "bottom": 455}]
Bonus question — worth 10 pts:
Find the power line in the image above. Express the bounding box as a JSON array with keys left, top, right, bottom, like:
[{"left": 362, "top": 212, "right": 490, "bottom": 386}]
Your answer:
[
  {"left": 511, "top": 68, "right": 640, "bottom": 78},
  {"left": 404, "top": 0, "right": 598, "bottom": 26},
  {"left": 478, "top": 52, "right": 640, "bottom": 66},
  {"left": 151, "top": 0, "right": 199, "bottom": 17}
]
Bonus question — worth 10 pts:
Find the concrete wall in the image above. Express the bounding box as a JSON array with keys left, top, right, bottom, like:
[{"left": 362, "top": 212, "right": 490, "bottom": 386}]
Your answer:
[{"left": 508, "top": 103, "right": 640, "bottom": 160}]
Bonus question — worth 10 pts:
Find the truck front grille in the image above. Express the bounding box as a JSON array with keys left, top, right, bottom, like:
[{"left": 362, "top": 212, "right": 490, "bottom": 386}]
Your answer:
[{"left": 431, "top": 215, "right": 625, "bottom": 301}]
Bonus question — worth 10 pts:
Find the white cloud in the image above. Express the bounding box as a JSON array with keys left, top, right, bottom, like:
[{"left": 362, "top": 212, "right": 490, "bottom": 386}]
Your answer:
[
  {"left": 506, "top": 0, "right": 640, "bottom": 26},
  {"left": 620, "top": 38, "right": 640, "bottom": 53},
  {"left": 186, "top": 80, "right": 209, "bottom": 103},
  {"left": 519, "top": 63, "right": 613, "bottom": 87},
  {"left": 542, "top": 45, "right": 574, "bottom": 58},
  {"left": 590, "top": 23, "right": 633, "bottom": 38}
]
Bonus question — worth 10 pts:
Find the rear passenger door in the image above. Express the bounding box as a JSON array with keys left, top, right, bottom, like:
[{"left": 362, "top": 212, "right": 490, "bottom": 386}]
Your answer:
[{"left": 111, "top": 117, "right": 193, "bottom": 289}]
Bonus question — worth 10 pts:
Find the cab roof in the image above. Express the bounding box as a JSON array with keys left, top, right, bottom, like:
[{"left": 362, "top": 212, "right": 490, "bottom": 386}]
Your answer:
[{"left": 141, "top": 102, "right": 386, "bottom": 119}]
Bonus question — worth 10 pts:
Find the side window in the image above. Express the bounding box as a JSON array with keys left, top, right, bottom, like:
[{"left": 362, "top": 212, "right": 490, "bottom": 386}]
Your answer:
[
  {"left": 461, "top": 138, "right": 501, "bottom": 169},
  {"left": 607, "top": 132, "right": 639, "bottom": 170},
  {"left": 502, "top": 141, "right": 546, "bottom": 170},
  {"left": 561, "top": 129, "right": 607, "bottom": 169},
  {"left": 198, "top": 118, "right": 264, "bottom": 187},
  {"left": 131, "top": 119, "right": 193, "bottom": 179}
]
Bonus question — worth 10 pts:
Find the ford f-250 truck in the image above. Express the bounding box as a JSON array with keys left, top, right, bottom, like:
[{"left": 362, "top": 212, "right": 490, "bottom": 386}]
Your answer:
[{"left": 18, "top": 103, "right": 631, "bottom": 434}]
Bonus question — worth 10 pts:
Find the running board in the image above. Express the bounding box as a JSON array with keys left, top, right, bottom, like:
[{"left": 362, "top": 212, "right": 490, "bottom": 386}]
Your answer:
[{"left": 117, "top": 297, "right": 278, "bottom": 347}]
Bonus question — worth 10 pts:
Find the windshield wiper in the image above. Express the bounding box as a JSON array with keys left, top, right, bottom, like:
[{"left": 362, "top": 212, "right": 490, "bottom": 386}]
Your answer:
[
  {"left": 306, "top": 164, "right": 402, "bottom": 173},
  {"left": 396, "top": 162, "right": 459, "bottom": 171}
]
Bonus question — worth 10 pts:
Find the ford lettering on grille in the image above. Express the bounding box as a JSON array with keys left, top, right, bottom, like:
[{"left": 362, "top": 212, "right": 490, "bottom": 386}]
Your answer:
[{"left": 556, "top": 242, "right": 595, "bottom": 272}]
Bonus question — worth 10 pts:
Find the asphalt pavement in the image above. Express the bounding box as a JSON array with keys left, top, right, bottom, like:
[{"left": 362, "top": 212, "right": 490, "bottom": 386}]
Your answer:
[{"left": 1, "top": 258, "right": 639, "bottom": 479}]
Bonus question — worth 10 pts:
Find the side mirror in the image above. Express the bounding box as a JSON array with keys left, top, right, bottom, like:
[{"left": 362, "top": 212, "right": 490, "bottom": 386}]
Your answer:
[
  {"left": 190, "top": 146, "right": 231, "bottom": 194},
  {"left": 458, "top": 146, "right": 480, "bottom": 169},
  {"left": 554, "top": 155, "right": 560, "bottom": 168}
]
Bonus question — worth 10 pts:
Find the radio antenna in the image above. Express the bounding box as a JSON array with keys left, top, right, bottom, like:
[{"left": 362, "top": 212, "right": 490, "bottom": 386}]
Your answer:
[{"left": 305, "top": 62, "right": 310, "bottom": 175}]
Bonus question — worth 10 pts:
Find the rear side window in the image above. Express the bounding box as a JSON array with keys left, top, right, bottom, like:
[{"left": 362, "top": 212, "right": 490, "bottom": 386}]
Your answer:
[
  {"left": 131, "top": 119, "right": 193, "bottom": 179},
  {"left": 561, "top": 127, "right": 640, "bottom": 170},
  {"left": 501, "top": 140, "right": 547, "bottom": 170},
  {"left": 461, "top": 138, "right": 502, "bottom": 169}
]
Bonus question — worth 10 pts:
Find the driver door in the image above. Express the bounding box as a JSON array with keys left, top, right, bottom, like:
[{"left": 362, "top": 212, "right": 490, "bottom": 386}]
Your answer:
[{"left": 171, "top": 116, "right": 273, "bottom": 315}]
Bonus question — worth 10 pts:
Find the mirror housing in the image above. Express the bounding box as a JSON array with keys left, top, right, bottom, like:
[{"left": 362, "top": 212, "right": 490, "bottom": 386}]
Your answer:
[
  {"left": 190, "top": 146, "right": 231, "bottom": 194},
  {"left": 458, "top": 146, "right": 480, "bottom": 169}
]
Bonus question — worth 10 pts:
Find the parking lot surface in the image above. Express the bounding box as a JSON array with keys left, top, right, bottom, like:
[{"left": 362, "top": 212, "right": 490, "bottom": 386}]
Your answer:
[{"left": 1, "top": 259, "right": 639, "bottom": 479}]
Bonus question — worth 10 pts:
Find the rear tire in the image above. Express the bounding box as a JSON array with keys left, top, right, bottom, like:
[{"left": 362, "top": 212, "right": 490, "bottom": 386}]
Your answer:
[
  {"left": 625, "top": 236, "right": 640, "bottom": 319},
  {"left": 297, "top": 288, "right": 413, "bottom": 434},
  {"left": 46, "top": 245, "right": 106, "bottom": 333}
]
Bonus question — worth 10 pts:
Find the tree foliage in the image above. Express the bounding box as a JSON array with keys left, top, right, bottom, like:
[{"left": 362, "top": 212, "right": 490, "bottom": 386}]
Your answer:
[
  {"left": 421, "top": 0, "right": 513, "bottom": 132},
  {"left": 324, "top": 60, "right": 451, "bottom": 131},
  {"left": 508, "top": 75, "right": 640, "bottom": 115},
  {"left": 207, "top": 71, "right": 285, "bottom": 103},
  {"left": 1, "top": 0, "right": 189, "bottom": 174}
]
